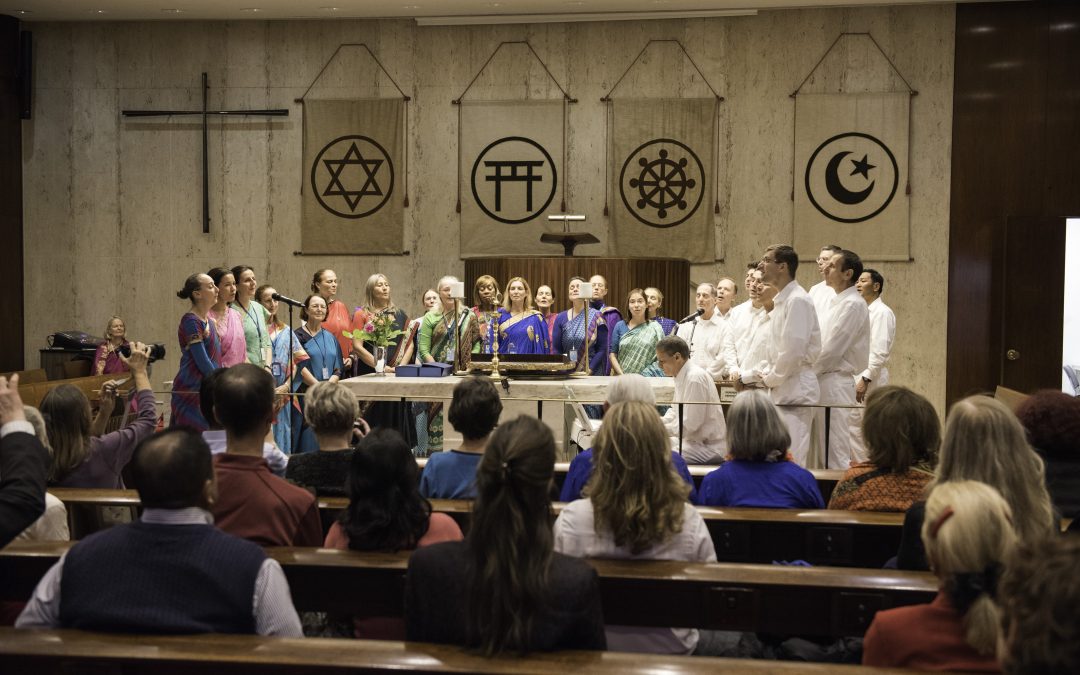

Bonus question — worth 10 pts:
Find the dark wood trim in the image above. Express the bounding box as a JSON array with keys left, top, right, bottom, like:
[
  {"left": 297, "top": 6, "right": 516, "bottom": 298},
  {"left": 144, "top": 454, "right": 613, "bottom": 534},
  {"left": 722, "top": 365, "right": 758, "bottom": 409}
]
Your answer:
[{"left": 0, "top": 16, "right": 24, "bottom": 372}]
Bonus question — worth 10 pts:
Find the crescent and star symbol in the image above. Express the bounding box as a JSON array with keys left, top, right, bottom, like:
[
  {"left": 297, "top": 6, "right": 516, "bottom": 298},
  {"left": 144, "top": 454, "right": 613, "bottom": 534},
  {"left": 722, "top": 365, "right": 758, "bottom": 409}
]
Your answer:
[
  {"left": 824, "top": 151, "right": 876, "bottom": 205},
  {"left": 322, "top": 142, "right": 384, "bottom": 211}
]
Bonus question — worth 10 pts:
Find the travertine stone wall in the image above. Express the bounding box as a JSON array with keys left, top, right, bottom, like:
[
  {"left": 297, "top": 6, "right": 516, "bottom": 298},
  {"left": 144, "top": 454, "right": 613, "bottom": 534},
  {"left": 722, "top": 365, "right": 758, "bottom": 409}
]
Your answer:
[{"left": 23, "top": 4, "right": 953, "bottom": 410}]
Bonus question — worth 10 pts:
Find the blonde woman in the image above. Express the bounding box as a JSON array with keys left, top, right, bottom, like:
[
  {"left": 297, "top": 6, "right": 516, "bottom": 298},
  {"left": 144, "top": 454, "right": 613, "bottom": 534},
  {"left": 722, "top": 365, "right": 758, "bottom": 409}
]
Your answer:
[
  {"left": 896, "top": 395, "right": 1056, "bottom": 571},
  {"left": 864, "top": 481, "right": 1016, "bottom": 671},
  {"left": 554, "top": 400, "right": 715, "bottom": 654},
  {"left": 497, "top": 277, "right": 548, "bottom": 354},
  {"left": 92, "top": 316, "right": 130, "bottom": 375}
]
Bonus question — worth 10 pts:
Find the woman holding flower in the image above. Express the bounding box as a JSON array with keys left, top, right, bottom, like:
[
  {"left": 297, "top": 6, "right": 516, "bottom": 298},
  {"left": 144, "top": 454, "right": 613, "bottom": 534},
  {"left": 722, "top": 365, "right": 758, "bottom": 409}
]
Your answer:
[{"left": 349, "top": 274, "right": 418, "bottom": 446}]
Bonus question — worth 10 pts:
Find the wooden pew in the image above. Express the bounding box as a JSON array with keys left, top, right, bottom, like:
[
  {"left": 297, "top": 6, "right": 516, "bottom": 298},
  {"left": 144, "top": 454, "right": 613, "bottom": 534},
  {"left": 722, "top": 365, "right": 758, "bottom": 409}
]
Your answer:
[
  {"left": 49, "top": 488, "right": 904, "bottom": 568},
  {"left": 0, "top": 368, "right": 47, "bottom": 384},
  {"left": 19, "top": 373, "right": 118, "bottom": 408},
  {"left": 0, "top": 541, "right": 936, "bottom": 639},
  {"left": 0, "top": 628, "right": 921, "bottom": 674}
]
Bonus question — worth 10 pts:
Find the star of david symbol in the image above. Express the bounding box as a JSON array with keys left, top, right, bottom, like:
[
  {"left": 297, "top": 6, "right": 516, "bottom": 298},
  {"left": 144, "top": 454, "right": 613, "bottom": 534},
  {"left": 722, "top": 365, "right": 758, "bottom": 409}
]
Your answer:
[{"left": 310, "top": 135, "right": 394, "bottom": 219}]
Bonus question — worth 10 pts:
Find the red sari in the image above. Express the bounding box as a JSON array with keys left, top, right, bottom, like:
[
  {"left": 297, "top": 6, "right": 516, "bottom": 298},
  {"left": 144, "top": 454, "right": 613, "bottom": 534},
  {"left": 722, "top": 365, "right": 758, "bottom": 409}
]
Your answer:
[{"left": 323, "top": 299, "right": 353, "bottom": 363}]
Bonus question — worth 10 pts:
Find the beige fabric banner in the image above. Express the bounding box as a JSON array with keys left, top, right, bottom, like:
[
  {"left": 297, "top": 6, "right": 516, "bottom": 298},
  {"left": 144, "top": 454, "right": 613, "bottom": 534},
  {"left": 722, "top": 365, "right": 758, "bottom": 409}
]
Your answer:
[
  {"left": 302, "top": 98, "right": 404, "bottom": 254},
  {"left": 793, "top": 92, "right": 910, "bottom": 261},
  {"left": 459, "top": 101, "right": 564, "bottom": 257},
  {"left": 610, "top": 98, "right": 716, "bottom": 264}
]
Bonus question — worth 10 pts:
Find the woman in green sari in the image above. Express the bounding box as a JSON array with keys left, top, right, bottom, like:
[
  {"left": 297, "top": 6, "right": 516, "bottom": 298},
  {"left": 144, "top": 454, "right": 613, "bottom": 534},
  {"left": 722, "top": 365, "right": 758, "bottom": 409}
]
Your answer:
[
  {"left": 417, "top": 275, "right": 480, "bottom": 451},
  {"left": 610, "top": 288, "right": 665, "bottom": 376}
]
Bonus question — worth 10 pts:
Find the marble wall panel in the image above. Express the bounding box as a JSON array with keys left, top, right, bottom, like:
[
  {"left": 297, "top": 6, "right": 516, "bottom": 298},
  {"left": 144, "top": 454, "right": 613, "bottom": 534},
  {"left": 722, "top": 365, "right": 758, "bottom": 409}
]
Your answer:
[{"left": 23, "top": 4, "right": 954, "bottom": 411}]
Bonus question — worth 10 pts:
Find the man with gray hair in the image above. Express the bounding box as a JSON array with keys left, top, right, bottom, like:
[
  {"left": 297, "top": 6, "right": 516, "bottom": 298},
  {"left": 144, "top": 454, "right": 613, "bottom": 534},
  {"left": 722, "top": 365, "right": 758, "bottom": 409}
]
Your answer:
[
  {"left": 560, "top": 373, "right": 696, "bottom": 501},
  {"left": 676, "top": 282, "right": 731, "bottom": 383},
  {"left": 657, "top": 337, "right": 727, "bottom": 465}
]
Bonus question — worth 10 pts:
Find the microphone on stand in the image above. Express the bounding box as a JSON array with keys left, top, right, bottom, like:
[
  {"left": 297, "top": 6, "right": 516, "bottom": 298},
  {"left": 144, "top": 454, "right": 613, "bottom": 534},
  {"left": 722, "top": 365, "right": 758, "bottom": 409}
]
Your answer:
[
  {"left": 272, "top": 292, "right": 304, "bottom": 308},
  {"left": 677, "top": 308, "right": 705, "bottom": 325}
]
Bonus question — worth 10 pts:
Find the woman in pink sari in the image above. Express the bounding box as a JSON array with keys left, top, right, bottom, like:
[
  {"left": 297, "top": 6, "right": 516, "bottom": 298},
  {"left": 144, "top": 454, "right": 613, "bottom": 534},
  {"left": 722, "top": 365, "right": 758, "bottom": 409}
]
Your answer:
[
  {"left": 208, "top": 267, "right": 248, "bottom": 368},
  {"left": 92, "top": 316, "right": 131, "bottom": 375}
]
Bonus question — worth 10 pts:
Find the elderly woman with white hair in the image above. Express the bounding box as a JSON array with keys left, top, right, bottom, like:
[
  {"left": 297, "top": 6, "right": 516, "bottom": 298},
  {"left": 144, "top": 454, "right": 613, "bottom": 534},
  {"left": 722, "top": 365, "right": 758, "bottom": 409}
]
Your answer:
[
  {"left": 285, "top": 381, "right": 365, "bottom": 496},
  {"left": 697, "top": 390, "right": 823, "bottom": 508},
  {"left": 559, "top": 374, "right": 696, "bottom": 502}
]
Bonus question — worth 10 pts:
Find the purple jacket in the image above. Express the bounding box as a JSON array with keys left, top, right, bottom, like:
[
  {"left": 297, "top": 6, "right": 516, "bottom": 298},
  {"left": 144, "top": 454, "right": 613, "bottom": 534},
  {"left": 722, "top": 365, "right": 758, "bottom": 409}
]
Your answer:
[{"left": 55, "top": 389, "right": 158, "bottom": 489}]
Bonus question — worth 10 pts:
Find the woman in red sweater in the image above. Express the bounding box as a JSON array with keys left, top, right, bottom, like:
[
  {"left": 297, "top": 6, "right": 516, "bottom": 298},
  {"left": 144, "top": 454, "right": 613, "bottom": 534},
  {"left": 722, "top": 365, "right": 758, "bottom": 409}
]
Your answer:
[{"left": 863, "top": 480, "right": 1017, "bottom": 672}]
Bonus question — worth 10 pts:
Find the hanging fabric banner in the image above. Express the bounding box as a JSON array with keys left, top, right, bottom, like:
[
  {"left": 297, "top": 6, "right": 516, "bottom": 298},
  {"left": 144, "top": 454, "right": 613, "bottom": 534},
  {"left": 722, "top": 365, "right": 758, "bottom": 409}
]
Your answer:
[
  {"left": 302, "top": 98, "right": 404, "bottom": 254},
  {"left": 459, "top": 100, "right": 564, "bottom": 257},
  {"left": 793, "top": 92, "right": 910, "bottom": 261},
  {"left": 610, "top": 98, "right": 716, "bottom": 263}
]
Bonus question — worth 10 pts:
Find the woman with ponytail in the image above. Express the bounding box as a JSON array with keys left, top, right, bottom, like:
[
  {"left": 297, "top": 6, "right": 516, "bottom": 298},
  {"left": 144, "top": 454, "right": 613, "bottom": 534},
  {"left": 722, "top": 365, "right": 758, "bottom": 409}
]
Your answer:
[
  {"left": 405, "top": 416, "right": 605, "bottom": 655},
  {"left": 864, "top": 480, "right": 1017, "bottom": 671}
]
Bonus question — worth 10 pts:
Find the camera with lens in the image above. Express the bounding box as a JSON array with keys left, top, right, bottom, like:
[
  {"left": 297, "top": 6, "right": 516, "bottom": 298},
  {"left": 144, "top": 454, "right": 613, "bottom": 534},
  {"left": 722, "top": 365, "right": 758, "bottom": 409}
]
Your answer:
[{"left": 118, "top": 342, "right": 167, "bottom": 362}]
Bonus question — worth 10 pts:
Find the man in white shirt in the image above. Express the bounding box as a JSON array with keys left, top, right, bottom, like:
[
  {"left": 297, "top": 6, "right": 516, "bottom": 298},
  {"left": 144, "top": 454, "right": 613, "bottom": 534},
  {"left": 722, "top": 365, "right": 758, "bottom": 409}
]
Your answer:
[
  {"left": 808, "top": 245, "right": 843, "bottom": 333},
  {"left": 713, "top": 277, "right": 738, "bottom": 323},
  {"left": 657, "top": 336, "right": 726, "bottom": 465},
  {"left": 814, "top": 250, "right": 870, "bottom": 469},
  {"left": 675, "top": 283, "right": 731, "bottom": 382},
  {"left": 742, "top": 245, "right": 821, "bottom": 466},
  {"left": 725, "top": 263, "right": 760, "bottom": 345},
  {"left": 730, "top": 270, "right": 777, "bottom": 383},
  {"left": 854, "top": 269, "right": 896, "bottom": 401}
]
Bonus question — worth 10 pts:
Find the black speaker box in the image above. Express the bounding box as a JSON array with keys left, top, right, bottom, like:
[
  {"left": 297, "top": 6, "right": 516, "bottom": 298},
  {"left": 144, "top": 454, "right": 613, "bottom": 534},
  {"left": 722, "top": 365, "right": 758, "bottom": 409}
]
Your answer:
[{"left": 18, "top": 31, "right": 31, "bottom": 120}]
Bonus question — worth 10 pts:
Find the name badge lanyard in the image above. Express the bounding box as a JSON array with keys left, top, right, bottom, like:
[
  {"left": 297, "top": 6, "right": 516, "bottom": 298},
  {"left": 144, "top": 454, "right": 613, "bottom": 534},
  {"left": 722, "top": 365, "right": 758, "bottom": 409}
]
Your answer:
[{"left": 306, "top": 329, "right": 332, "bottom": 380}]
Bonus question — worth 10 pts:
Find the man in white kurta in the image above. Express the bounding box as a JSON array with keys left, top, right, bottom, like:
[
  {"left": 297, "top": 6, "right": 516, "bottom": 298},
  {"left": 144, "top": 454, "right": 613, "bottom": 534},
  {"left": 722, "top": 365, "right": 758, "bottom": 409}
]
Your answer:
[
  {"left": 726, "top": 263, "right": 759, "bottom": 331},
  {"left": 657, "top": 336, "right": 726, "bottom": 465},
  {"left": 815, "top": 251, "right": 870, "bottom": 469},
  {"left": 855, "top": 269, "right": 896, "bottom": 399},
  {"left": 724, "top": 269, "right": 766, "bottom": 379},
  {"left": 675, "top": 283, "right": 731, "bottom": 382},
  {"left": 742, "top": 245, "right": 820, "bottom": 466},
  {"left": 808, "top": 245, "right": 843, "bottom": 333},
  {"left": 712, "top": 277, "right": 738, "bottom": 323}
]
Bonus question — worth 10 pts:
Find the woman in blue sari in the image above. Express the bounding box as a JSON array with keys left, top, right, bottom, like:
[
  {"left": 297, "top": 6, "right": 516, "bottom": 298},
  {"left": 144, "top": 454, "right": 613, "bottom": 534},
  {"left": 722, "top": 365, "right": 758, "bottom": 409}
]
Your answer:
[
  {"left": 258, "top": 284, "right": 297, "bottom": 454},
  {"left": 292, "top": 294, "right": 344, "bottom": 453},
  {"left": 551, "top": 276, "right": 608, "bottom": 374},
  {"left": 496, "top": 277, "right": 549, "bottom": 355}
]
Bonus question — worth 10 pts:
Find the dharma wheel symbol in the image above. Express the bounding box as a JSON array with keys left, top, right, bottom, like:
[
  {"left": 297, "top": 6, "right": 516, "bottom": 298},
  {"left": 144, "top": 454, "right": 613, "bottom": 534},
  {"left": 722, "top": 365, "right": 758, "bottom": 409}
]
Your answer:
[{"left": 619, "top": 138, "right": 704, "bottom": 228}]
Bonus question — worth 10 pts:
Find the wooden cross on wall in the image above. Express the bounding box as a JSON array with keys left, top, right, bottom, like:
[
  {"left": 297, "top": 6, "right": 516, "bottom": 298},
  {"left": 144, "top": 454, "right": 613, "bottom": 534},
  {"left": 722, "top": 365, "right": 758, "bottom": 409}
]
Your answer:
[{"left": 121, "top": 73, "right": 289, "bottom": 234}]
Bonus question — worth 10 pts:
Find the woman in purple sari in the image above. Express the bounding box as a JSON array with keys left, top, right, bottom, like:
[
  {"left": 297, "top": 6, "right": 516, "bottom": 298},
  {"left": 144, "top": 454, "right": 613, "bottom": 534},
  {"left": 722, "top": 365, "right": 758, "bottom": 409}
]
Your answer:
[
  {"left": 496, "top": 278, "right": 549, "bottom": 355},
  {"left": 92, "top": 316, "right": 131, "bottom": 376},
  {"left": 551, "top": 277, "right": 608, "bottom": 374},
  {"left": 171, "top": 273, "right": 222, "bottom": 430}
]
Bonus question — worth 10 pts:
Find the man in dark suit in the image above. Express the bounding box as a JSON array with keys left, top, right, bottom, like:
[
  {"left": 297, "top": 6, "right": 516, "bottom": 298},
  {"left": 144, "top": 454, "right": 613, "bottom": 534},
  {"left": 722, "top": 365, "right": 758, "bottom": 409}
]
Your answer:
[{"left": 0, "top": 374, "right": 48, "bottom": 548}]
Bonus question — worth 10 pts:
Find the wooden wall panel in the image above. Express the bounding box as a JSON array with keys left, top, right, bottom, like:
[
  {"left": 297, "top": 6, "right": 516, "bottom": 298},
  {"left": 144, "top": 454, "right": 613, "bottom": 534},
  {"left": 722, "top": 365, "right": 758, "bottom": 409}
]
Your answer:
[
  {"left": 946, "top": 2, "right": 1080, "bottom": 403},
  {"left": 464, "top": 257, "right": 690, "bottom": 321},
  {"left": 0, "top": 16, "right": 24, "bottom": 372}
]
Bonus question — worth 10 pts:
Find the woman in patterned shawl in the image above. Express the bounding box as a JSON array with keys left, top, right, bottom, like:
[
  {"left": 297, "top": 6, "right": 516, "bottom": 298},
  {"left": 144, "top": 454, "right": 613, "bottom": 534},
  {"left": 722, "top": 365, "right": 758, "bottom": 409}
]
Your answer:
[
  {"left": 610, "top": 288, "right": 665, "bottom": 376},
  {"left": 551, "top": 277, "right": 607, "bottom": 374},
  {"left": 496, "top": 277, "right": 549, "bottom": 355},
  {"left": 170, "top": 273, "right": 222, "bottom": 430}
]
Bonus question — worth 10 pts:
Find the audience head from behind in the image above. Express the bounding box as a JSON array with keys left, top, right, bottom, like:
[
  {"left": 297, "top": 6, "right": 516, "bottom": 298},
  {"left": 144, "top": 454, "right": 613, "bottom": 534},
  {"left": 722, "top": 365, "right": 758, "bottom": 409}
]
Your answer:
[
  {"left": 588, "top": 401, "right": 689, "bottom": 554},
  {"left": 213, "top": 364, "right": 275, "bottom": 442},
  {"left": 22, "top": 406, "right": 51, "bottom": 454},
  {"left": 39, "top": 384, "right": 92, "bottom": 483},
  {"left": 604, "top": 373, "right": 656, "bottom": 409},
  {"left": 198, "top": 368, "right": 228, "bottom": 431},
  {"left": 340, "top": 428, "right": 431, "bottom": 552},
  {"left": 304, "top": 380, "right": 360, "bottom": 449},
  {"left": 130, "top": 428, "right": 216, "bottom": 511},
  {"left": 1013, "top": 389, "right": 1080, "bottom": 461},
  {"left": 655, "top": 336, "right": 690, "bottom": 378},
  {"left": 935, "top": 395, "right": 1056, "bottom": 545},
  {"left": 921, "top": 481, "right": 1017, "bottom": 656},
  {"left": 448, "top": 376, "right": 502, "bottom": 443},
  {"left": 863, "top": 386, "right": 940, "bottom": 473},
  {"left": 727, "top": 389, "right": 790, "bottom": 463},
  {"left": 467, "top": 416, "right": 557, "bottom": 655},
  {"left": 998, "top": 536, "right": 1080, "bottom": 675}
]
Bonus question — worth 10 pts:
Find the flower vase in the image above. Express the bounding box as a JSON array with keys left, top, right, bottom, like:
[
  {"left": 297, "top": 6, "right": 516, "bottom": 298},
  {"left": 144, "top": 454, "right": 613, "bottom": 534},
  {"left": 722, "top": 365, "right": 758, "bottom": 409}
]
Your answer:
[{"left": 374, "top": 345, "right": 387, "bottom": 376}]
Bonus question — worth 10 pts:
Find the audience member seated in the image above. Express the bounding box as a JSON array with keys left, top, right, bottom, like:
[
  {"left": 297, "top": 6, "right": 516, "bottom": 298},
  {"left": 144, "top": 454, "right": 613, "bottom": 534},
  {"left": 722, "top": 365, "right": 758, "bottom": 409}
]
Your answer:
[
  {"left": 555, "top": 401, "right": 715, "bottom": 654},
  {"left": 998, "top": 536, "right": 1080, "bottom": 675},
  {"left": 210, "top": 364, "right": 322, "bottom": 547},
  {"left": 42, "top": 343, "right": 157, "bottom": 489},
  {"left": 656, "top": 336, "right": 727, "bottom": 465},
  {"left": 13, "top": 407, "right": 68, "bottom": 542},
  {"left": 863, "top": 481, "right": 1014, "bottom": 671},
  {"left": 560, "top": 374, "right": 696, "bottom": 503},
  {"left": 199, "top": 368, "right": 287, "bottom": 477},
  {"left": 324, "top": 428, "right": 463, "bottom": 639},
  {"left": 896, "top": 395, "right": 1056, "bottom": 571},
  {"left": 418, "top": 376, "right": 502, "bottom": 499},
  {"left": 697, "top": 390, "right": 824, "bottom": 509},
  {"left": 406, "top": 416, "right": 605, "bottom": 655},
  {"left": 92, "top": 316, "right": 131, "bottom": 376},
  {"left": 0, "top": 374, "right": 48, "bottom": 548},
  {"left": 16, "top": 428, "right": 302, "bottom": 636},
  {"left": 829, "top": 386, "right": 938, "bottom": 512},
  {"left": 285, "top": 381, "right": 363, "bottom": 496},
  {"left": 1014, "top": 389, "right": 1080, "bottom": 521}
]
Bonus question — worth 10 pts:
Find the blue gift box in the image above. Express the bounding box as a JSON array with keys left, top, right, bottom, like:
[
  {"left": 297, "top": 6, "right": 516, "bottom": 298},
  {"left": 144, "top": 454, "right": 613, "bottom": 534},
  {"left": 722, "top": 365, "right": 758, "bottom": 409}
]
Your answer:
[
  {"left": 394, "top": 364, "right": 421, "bottom": 377},
  {"left": 419, "top": 362, "right": 454, "bottom": 377}
]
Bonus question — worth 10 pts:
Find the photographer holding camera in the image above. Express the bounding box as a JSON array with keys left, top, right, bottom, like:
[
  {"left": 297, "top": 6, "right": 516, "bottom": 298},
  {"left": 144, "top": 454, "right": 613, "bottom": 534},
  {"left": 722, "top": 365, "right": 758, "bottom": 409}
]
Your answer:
[{"left": 41, "top": 342, "right": 158, "bottom": 489}]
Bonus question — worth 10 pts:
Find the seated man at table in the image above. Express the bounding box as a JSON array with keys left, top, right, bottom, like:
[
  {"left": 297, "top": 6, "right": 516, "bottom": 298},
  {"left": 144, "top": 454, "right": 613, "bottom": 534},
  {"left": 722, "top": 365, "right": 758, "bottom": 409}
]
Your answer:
[
  {"left": 419, "top": 376, "right": 502, "bottom": 499},
  {"left": 656, "top": 336, "right": 727, "bottom": 465},
  {"left": 15, "top": 428, "right": 302, "bottom": 636},
  {"left": 211, "top": 364, "right": 322, "bottom": 547},
  {"left": 560, "top": 374, "right": 696, "bottom": 503}
]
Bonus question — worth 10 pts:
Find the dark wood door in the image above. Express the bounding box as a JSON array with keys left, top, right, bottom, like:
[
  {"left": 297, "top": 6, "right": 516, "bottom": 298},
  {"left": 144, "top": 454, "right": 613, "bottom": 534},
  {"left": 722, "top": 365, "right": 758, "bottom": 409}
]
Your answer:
[{"left": 1001, "top": 216, "right": 1067, "bottom": 393}]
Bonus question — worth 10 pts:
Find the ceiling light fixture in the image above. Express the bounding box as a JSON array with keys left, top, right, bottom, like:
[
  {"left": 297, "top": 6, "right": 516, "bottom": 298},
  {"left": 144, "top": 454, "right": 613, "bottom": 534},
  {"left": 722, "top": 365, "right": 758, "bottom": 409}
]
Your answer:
[{"left": 416, "top": 8, "right": 756, "bottom": 27}]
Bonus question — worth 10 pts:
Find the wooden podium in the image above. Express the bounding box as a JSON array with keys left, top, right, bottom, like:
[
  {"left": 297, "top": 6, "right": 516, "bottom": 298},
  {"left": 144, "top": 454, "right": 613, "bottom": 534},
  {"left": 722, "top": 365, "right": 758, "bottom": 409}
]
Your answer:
[{"left": 464, "top": 257, "right": 691, "bottom": 319}]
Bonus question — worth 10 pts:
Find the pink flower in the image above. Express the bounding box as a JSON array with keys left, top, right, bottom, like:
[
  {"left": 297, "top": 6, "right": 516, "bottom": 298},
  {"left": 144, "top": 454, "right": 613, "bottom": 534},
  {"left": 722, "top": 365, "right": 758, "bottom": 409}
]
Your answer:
[{"left": 364, "top": 322, "right": 375, "bottom": 333}]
